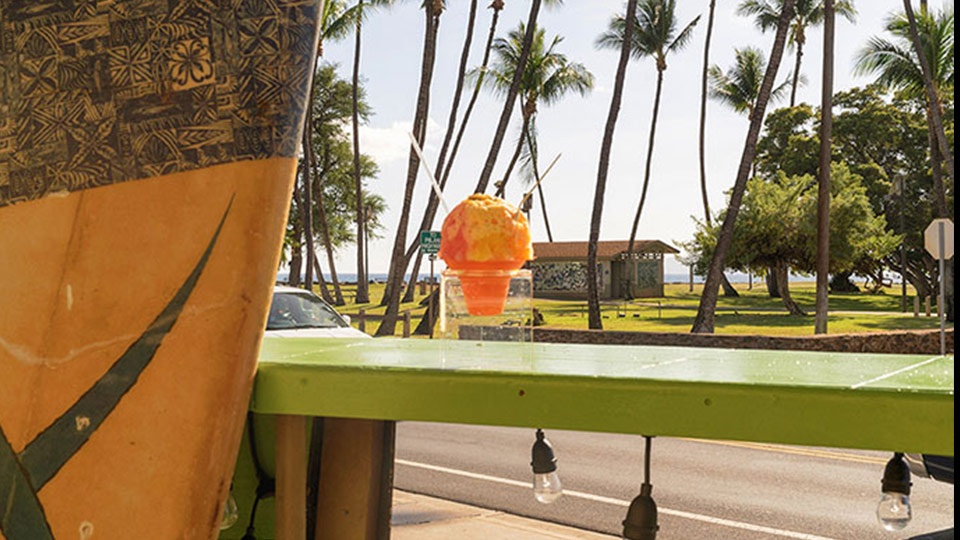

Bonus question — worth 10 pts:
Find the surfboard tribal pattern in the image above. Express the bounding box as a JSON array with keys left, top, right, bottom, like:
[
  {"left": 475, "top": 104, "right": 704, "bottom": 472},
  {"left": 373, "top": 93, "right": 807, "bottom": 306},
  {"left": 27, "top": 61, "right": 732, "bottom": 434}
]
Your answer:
[{"left": 0, "top": 0, "right": 321, "bottom": 208}]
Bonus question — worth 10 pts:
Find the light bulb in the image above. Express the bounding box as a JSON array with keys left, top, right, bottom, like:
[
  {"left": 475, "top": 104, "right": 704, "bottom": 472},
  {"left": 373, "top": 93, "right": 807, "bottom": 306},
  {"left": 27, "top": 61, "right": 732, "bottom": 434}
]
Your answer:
[
  {"left": 876, "top": 491, "right": 911, "bottom": 531},
  {"left": 533, "top": 471, "right": 563, "bottom": 504},
  {"left": 531, "top": 429, "right": 563, "bottom": 504},
  {"left": 220, "top": 492, "right": 239, "bottom": 530}
]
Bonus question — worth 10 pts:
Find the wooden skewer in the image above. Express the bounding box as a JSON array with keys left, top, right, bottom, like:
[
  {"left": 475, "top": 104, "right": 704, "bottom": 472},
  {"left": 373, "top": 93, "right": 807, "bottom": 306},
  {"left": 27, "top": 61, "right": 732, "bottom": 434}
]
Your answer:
[
  {"left": 516, "top": 153, "right": 561, "bottom": 216},
  {"left": 408, "top": 131, "right": 450, "bottom": 214}
]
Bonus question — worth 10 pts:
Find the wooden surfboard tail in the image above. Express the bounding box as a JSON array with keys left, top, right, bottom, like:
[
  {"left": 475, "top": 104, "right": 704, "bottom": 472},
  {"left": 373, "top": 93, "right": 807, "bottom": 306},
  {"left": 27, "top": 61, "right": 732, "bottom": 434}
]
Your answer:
[{"left": 0, "top": 1, "right": 323, "bottom": 538}]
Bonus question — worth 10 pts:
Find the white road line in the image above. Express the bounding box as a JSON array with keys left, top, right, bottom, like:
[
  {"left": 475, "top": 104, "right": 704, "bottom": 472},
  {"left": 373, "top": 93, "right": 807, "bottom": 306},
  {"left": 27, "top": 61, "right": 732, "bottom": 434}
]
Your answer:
[
  {"left": 396, "top": 459, "right": 837, "bottom": 540},
  {"left": 851, "top": 356, "right": 943, "bottom": 389}
]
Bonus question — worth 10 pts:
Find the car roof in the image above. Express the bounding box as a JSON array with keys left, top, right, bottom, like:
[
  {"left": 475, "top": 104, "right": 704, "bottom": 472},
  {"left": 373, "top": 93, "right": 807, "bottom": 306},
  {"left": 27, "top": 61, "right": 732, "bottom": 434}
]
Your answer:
[{"left": 274, "top": 284, "right": 312, "bottom": 294}]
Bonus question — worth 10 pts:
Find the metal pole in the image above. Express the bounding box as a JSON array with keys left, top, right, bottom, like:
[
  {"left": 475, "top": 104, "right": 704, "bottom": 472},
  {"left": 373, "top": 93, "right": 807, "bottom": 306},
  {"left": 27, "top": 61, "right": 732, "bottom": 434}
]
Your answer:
[
  {"left": 429, "top": 254, "right": 435, "bottom": 339},
  {"left": 900, "top": 178, "right": 907, "bottom": 312},
  {"left": 937, "top": 222, "right": 945, "bottom": 356}
]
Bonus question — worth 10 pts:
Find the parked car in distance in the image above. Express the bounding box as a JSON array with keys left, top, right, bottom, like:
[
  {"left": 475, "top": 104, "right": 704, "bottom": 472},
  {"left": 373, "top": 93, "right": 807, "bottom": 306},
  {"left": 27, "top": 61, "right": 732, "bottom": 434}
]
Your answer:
[{"left": 265, "top": 285, "right": 370, "bottom": 339}]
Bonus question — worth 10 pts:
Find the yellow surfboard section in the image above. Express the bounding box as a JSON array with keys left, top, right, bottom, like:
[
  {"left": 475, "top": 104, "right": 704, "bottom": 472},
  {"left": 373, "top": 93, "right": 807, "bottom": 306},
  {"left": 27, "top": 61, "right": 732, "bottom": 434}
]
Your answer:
[
  {"left": 1, "top": 160, "right": 293, "bottom": 539},
  {"left": 0, "top": 1, "right": 322, "bottom": 538}
]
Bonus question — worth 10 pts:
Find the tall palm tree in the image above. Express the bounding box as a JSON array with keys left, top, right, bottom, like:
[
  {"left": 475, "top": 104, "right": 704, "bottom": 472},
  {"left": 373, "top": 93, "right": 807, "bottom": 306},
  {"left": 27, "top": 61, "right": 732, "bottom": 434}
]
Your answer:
[
  {"left": 708, "top": 45, "right": 789, "bottom": 298},
  {"left": 376, "top": 0, "right": 444, "bottom": 336},
  {"left": 292, "top": 0, "right": 350, "bottom": 291},
  {"left": 696, "top": 0, "right": 744, "bottom": 299},
  {"left": 692, "top": 0, "right": 796, "bottom": 333},
  {"left": 737, "top": 0, "right": 856, "bottom": 107},
  {"left": 813, "top": 0, "right": 835, "bottom": 334},
  {"left": 855, "top": 3, "right": 954, "bottom": 322},
  {"left": 596, "top": 0, "right": 698, "bottom": 299},
  {"left": 338, "top": 0, "right": 395, "bottom": 304},
  {"left": 480, "top": 22, "right": 594, "bottom": 236},
  {"left": 401, "top": 0, "right": 481, "bottom": 304},
  {"left": 474, "top": 0, "right": 543, "bottom": 195},
  {"left": 698, "top": 0, "right": 717, "bottom": 226},
  {"left": 588, "top": 0, "right": 640, "bottom": 330}
]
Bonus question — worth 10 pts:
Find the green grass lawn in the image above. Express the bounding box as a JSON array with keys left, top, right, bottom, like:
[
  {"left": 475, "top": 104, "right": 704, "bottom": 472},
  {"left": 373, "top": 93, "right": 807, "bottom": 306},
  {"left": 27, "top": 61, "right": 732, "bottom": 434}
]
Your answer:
[{"left": 312, "top": 280, "right": 944, "bottom": 338}]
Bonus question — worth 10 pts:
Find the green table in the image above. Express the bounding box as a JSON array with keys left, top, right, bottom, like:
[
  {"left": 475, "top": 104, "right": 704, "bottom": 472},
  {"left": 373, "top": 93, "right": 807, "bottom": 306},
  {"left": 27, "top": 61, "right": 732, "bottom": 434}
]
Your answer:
[{"left": 251, "top": 337, "right": 954, "bottom": 539}]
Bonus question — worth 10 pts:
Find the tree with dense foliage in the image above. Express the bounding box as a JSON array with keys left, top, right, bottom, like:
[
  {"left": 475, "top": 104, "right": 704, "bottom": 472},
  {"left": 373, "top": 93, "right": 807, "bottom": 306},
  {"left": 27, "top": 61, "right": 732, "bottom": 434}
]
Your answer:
[{"left": 683, "top": 163, "right": 899, "bottom": 316}]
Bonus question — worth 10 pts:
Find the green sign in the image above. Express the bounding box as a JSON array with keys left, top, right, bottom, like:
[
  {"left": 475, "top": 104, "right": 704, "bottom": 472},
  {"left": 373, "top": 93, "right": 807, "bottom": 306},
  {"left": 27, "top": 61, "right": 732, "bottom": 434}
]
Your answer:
[{"left": 420, "top": 230, "right": 441, "bottom": 254}]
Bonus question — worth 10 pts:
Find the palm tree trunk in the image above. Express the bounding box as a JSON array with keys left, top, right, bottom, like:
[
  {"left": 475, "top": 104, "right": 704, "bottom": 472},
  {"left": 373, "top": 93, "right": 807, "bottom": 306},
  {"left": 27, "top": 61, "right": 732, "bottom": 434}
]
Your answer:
[
  {"left": 903, "top": 0, "right": 954, "bottom": 322},
  {"left": 496, "top": 116, "right": 528, "bottom": 198},
  {"left": 401, "top": 0, "right": 480, "bottom": 304},
  {"left": 474, "top": 0, "right": 542, "bottom": 194},
  {"left": 524, "top": 127, "right": 554, "bottom": 242},
  {"left": 698, "top": 0, "right": 716, "bottom": 225},
  {"left": 626, "top": 68, "right": 664, "bottom": 256},
  {"left": 775, "top": 262, "right": 806, "bottom": 316},
  {"left": 440, "top": 1, "right": 501, "bottom": 189},
  {"left": 352, "top": 13, "right": 368, "bottom": 304},
  {"left": 788, "top": 35, "right": 803, "bottom": 107},
  {"left": 301, "top": 117, "right": 315, "bottom": 292},
  {"left": 692, "top": 0, "right": 795, "bottom": 334},
  {"left": 316, "top": 149, "right": 344, "bottom": 305},
  {"left": 814, "top": 0, "right": 834, "bottom": 334},
  {"left": 588, "top": 0, "right": 638, "bottom": 330},
  {"left": 698, "top": 0, "right": 736, "bottom": 300},
  {"left": 288, "top": 180, "right": 303, "bottom": 287},
  {"left": 376, "top": 2, "right": 440, "bottom": 336}
]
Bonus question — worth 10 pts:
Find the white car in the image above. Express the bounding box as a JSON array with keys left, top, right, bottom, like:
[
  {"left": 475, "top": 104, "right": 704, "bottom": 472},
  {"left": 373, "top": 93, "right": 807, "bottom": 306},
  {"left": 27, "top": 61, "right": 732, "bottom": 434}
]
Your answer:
[{"left": 264, "top": 285, "right": 370, "bottom": 339}]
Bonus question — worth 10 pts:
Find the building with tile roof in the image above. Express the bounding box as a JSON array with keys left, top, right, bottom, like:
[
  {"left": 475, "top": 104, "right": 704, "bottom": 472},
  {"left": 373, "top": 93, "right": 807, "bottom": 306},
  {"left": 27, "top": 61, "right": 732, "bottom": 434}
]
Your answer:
[{"left": 528, "top": 240, "right": 679, "bottom": 300}]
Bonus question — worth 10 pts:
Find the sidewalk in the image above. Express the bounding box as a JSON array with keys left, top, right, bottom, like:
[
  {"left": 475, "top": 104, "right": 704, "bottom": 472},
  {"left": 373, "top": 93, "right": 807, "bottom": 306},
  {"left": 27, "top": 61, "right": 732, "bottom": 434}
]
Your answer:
[{"left": 391, "top": 490, "right": 616, "bottom": 540}]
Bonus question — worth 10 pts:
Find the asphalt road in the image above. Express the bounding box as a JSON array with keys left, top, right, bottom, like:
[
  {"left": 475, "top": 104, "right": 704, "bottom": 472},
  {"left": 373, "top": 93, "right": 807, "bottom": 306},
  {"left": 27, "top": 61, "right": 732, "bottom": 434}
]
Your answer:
[{"left": 394, "top": 422, "right": 954, "bottom": 540}]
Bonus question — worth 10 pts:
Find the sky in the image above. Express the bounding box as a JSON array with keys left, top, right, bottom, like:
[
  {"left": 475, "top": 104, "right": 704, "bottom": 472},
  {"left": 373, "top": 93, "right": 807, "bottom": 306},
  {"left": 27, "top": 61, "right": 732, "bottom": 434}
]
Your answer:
[{"left": 317, "top": 0, "right": 927, "bottom": 277}]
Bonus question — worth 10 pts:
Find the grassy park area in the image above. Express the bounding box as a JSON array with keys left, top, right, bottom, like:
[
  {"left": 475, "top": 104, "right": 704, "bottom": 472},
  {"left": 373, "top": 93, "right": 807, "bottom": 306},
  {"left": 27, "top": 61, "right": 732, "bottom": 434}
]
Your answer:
[{"left": 321, "top": 279, "right": 944, "bottom": 338}]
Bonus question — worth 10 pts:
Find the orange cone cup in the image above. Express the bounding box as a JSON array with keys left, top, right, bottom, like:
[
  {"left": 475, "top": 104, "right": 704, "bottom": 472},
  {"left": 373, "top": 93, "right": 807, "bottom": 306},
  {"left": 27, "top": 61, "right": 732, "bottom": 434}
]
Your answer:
[
  {"left": 449, "top": 261, "right": 526, "bottom": 316},
  {"left": 439, "top": 194, "right": 534, "bottom": 316}
]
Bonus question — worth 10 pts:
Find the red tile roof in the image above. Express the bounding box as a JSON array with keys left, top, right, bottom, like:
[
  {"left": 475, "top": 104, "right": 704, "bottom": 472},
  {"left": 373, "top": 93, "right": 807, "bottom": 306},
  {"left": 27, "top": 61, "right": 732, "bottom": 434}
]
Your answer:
[{"left": 531, "top": 240, "right": 679, "bottom": 261}]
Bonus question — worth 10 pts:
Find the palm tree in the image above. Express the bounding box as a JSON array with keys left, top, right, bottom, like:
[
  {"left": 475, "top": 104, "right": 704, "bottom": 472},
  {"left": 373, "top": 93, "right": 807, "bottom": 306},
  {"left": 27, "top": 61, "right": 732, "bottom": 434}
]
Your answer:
[
  {"left": 737, "top": 0, "right": 857, "bottom": 107},
  {"left": 588, "top": 0, "right": 640, "bottom": 330},
  {"left": 813, "top": 0, "right": 835, "bottom": 334},
  {"left": 698, "top": 0, "right": 717, "bottom": 226},
  {"left": 344, "top": 0, "right": 395, "bottom": 303},
  {"left": 480, "top": 22, "right": 594, "bottom": 237},
  {"left": 376, "top": 0, "right": 444, "bottom": 336},
  {"left": 708, "top": 47, "right": 789, "bottom": 122},
  {"left": 474, "top": 0, "right": 544, "bottom": 195},
  {"left": 596, "top": 0, "right": 698, "bottom": 298},
  {"left": 290, "top": 0, "right": 350, "bottom": 291},
  {"left": 854, "top": 5, "right": 954, "bottom": 216},
  {"left": 694, "top": 0, "right": 742, "bottom": 299},
  {"left": 692, "top": 0, "right": 796, "bottom": 333},
  {"left": 400, "top": 0, "right": 481, "bottom": 304},
  {"left": 709, "top": 45, "right": 789, "bottom": 298},
  {"left": 855, "top": 3, "right": 954, "bottom": 322}
]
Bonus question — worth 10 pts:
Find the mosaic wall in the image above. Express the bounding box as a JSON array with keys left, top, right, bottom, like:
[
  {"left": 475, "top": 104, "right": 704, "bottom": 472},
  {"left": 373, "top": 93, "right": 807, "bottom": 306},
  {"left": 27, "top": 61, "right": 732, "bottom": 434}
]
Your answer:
[
  {"left": 636, "top": 260, "right": 659, "bottom": 289},
  {"left": 532, "top": 261, "right": 604, "bottom": 293},
  {"left": 0, "top": 0, "right": 321, "bottom": 207}
]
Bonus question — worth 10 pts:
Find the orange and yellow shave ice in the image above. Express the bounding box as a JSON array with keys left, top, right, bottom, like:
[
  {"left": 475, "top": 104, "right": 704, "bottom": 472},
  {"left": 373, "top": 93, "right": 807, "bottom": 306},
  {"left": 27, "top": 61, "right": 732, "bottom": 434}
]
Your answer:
[{"left": 438, "top": 194, "right": 534, "bottom": 315}]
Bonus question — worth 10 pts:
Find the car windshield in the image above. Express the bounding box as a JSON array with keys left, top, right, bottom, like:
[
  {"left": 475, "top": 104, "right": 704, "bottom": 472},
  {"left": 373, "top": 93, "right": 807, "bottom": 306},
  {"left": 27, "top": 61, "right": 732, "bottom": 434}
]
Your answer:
[{"left": 266, "top": 291, "right": 349, "bottom": 330}]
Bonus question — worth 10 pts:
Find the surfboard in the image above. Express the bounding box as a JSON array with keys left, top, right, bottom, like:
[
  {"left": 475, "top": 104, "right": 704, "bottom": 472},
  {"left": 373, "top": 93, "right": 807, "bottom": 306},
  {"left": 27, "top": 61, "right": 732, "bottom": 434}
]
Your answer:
[{"left": 0, "top": 2, "right": 322, "bottom": 538}]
